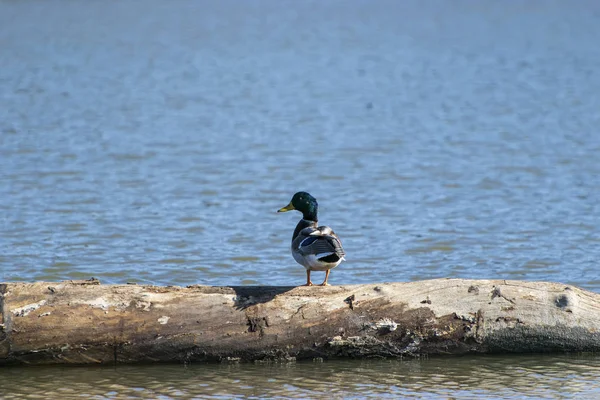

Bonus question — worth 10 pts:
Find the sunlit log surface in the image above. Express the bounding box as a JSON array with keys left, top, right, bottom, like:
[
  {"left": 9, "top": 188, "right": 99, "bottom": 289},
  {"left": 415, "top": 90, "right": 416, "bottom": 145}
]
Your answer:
[{"left": 1, "top": 278, "right": 599, "bottom": 365}]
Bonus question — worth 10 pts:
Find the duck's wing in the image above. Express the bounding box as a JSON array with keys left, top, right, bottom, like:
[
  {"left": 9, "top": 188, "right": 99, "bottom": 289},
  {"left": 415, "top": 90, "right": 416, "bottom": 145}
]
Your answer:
[
  {"left": 297, "top": 227, "right": 345, "bottom": 260},
  {"left": 322, "top": 233, "right": 346, "bottom": 260}
]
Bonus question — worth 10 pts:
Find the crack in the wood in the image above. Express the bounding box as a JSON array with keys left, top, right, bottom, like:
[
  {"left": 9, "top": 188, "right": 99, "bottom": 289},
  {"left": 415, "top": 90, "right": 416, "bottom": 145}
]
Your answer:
[
  {"left": 495, "top": 316, "right": 523, "bottom": 324},
  {"left": 344, "top": 295, "right": 355, "bottom": 310},
  {"left": 246, "top": 315, "right": 269, "bottom": 338},
  {"left": 474, "top": 309, "right": 484, "bottom": 342},
  {"left": 467, "top": 285, "right": 479, "bottom": 295},
  {"left": 291, "top": 304, "right": 307, "bottom": 320},
  {"left": 491, "top": 286, "right": 515, "bottom": 304}
]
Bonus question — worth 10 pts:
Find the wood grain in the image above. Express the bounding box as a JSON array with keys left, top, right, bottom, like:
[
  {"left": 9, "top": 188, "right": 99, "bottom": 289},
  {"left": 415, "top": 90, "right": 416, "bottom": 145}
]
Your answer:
[{"left": 1, "top": 278, "right": 599, "bottom": 365}]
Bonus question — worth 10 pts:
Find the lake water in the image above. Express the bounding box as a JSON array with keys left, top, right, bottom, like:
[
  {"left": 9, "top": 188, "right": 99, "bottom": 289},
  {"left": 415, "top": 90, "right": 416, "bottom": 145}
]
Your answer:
[
  {"left": 1, "top": 355, "right": 600, "bottom": 399},
  {"left": 1, "top": 0, "right": 600, "bottom": 398}
]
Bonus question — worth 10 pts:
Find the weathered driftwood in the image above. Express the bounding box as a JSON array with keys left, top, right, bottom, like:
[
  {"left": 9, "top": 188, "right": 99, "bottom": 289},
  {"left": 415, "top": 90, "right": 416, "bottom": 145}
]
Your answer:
[{"left": 1, "top": 278, "right": 599, "bottom": 365}]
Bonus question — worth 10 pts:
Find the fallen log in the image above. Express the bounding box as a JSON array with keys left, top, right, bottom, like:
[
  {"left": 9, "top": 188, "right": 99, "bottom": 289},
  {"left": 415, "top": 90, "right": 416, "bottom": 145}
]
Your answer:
[{"left": 1, "top": 278, "right": 599, "bottom": 365}]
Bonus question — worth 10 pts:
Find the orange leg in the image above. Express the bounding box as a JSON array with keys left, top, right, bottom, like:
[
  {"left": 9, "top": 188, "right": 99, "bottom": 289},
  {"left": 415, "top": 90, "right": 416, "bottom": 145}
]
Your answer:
[
  {"left": 304, "top": 270, "right": 314, "bottom": 286},
  {"left": 320, "top": 270, "right": 331, "bottom": 286}
]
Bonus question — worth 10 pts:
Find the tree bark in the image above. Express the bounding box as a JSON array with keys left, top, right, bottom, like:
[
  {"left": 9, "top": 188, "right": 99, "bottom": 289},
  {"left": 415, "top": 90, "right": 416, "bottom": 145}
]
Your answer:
[{"left": 1, "top": 278, "right": 599, "bottom": 365}]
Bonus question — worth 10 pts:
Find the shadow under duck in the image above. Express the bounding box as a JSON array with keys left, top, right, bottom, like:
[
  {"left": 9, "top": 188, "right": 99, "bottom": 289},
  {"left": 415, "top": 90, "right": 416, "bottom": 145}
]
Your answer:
[{"left": 277, "top": 192, "right": 345, "bottom": 286}]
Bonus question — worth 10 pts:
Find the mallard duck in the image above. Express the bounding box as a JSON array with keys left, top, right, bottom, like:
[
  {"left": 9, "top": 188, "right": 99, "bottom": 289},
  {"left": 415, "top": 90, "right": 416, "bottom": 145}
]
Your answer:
[{"left": 277, "top": 192, "right": 345, "bottom": 286}]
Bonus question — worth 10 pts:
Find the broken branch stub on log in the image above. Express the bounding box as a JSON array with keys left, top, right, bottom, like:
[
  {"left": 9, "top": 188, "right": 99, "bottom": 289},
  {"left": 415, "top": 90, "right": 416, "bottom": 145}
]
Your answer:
[{"left": 1, "top": 278, "right": 599, "bottom": 365}]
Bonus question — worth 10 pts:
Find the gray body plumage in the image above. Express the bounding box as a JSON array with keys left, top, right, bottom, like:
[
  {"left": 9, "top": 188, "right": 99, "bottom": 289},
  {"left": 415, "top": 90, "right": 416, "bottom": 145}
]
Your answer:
[{"left": 291, "top": 219, "right": 345, "bottom": 271}]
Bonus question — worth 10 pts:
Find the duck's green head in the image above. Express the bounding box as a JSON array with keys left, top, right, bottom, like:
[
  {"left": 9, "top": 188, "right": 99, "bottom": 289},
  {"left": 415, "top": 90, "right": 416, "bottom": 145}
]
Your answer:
[{"left": 277, "top": 191, "right": 318, "bottom": 221}]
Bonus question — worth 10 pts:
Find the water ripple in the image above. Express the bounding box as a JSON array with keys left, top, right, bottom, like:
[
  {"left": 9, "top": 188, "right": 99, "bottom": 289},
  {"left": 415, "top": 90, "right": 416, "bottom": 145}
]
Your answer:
[{"left": 1, "top": 1, "right": 599, "bottom": 291}]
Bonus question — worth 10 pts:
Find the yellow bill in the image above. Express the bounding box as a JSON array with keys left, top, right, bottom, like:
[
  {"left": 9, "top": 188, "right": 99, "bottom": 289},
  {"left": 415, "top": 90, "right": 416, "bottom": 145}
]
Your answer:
[{"left": 277, "top": 202, "right": 295, "bottom": 212}]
